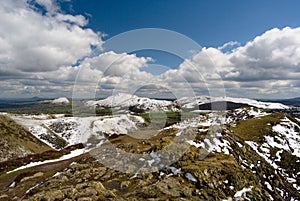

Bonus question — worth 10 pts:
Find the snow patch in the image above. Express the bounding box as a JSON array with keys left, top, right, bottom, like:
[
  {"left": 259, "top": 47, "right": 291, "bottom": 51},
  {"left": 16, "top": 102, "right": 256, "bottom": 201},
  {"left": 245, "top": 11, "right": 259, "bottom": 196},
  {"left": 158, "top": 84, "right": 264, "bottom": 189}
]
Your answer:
[
  {"left": 52, "top": 97, "right": 70, "bottom": 104},
  {"left": 93, "top": 114, "right": 144, "bottom": 136},
  {"left": 185, "top": 173, "right": 197, "bottom": 182},
  {"left": 7, "top": 148, "right": 86, "bottom": 174},
  {"left": 177, "top": 96, "right": 288, "bottom": 110},
  {"left": 271, "top": 117, "right": 300, "bottom": 157},
  {"left": 234, "top": 186, "right": 253, "bottom": 198},
  {"left": 9, "top": 114, "right": 145, "bottom": 147},
  {"left": 186, "top": 136, "right": 232, "bottom": 155},
  {"left": 264, "top": 181, "right": 273, "bottom": 191}
]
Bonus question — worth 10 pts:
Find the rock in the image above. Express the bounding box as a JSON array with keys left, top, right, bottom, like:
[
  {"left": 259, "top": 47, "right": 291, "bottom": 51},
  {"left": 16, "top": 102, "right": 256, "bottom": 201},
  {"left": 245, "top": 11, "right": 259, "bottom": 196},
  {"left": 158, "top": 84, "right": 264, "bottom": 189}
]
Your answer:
[
  {"left": 21, "top": 172, "right": 44, "bottom": 182},
  {"left": 43, "top": 190, "right": 64, "bottom": 200},
  {"left": 120, "top": 181, "right": 130, "bottom": 190},
  {"left": 0, "top": 194, "right": 8, "bottom": 199}
]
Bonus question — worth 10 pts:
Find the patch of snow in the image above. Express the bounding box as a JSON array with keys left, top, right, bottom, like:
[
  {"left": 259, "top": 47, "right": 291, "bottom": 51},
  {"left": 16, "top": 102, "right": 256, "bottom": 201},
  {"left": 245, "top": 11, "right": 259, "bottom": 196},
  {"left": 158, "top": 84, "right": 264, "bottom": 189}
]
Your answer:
[
  {"left": 53, "top": 172, "right": 62, "bottom": 177},
  {"left": 187, "top": 137, "right": 232, "bottom": 155},
  {"left": 149, "top": 151, "right": 161, "bottom": 165},
  {"left": 268, "top": 194, "right": 274, "bottom": 201},
  {"left": 247, "top": 108, "right": 268, "bottom": 117},
  {"left": 9, "top": 113, "right": 145, "bottom": 147},
  {"left": 9, "top": 181, "right": 16, "bottom": 188},
  {"left": 293, "top": 184, "right": 300, "bottom": 191},
  {"left": 93, "top": 114, "right": 144, "bottom": 136},
  {"left": 52, "top": 97, "right": 70, "bottom": 104},
  {"left": 246, "top": 135, "right": 300, "bottom": 187},
  {"left": 271, "top": 117, "right": 300, "bottom": 157},
  {"left": 7, "top": 148, "right": 86, "bottom": 174},
  {"left": 185, "top": 173, "right": 197, "bottom": 182},
  {"left": 44, "top": 116, "right": 102, "bottom": 145},
  {"left": 176, "top": 96, "right": 289, "bottom": 110},
  {"left": 236, "top": 142, "right": 243, "bottom": 148},
  {"left": 276, "top": 188, "right": 284, "bottom": 197},
  {"left": 287, "top": 178, "right": 296, "bottom": 183},
  {"left": 275, "top": 150, "right": 283, "bottom": 162},
  {"left": 245, "top": 141, "right": 279, "bottom": 170},
  {"left": 25, "top": 183, "right": 42, "bottom": 194},
  {"left": 186, "top": 140, "right": 203, "bottom": 148},
  {"left": 167, "top": 166, "right": 182, "bottom": 175},
  {"left": 147, "top": 159, "right": 155, "bottom": 167},
  {"left": 264, "top": 181, "right": 273, "bottom": 191},
  {"left": 234, "top": 186, "right": 253, "bottom": 198}
]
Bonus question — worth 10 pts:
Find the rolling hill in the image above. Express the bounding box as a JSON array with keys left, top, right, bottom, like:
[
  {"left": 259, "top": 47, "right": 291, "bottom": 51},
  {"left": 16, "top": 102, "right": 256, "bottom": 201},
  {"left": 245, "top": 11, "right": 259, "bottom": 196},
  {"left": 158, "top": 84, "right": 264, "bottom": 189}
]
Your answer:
[{"left": 0, "top": 115, "right": 52, "bottom": 162}]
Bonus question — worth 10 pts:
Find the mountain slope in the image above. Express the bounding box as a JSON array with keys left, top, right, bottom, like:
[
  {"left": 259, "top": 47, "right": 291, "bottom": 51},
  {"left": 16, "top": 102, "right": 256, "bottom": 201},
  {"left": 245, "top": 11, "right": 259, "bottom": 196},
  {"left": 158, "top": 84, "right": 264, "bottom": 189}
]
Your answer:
[
  {"left": 2, "top": 108, "right": 299, "bottom": 200},
  {"left": 176, "top": 96, "right": 289, "bottom": 110},
  {"left": 0, "top": 115, "right": 52, "bottom": 162},
  {"left": 86, "top": 93, "right": 174, "bottom": 112},
  {"left": 86, "top": 93, "right": 289, "bottom": 113}
]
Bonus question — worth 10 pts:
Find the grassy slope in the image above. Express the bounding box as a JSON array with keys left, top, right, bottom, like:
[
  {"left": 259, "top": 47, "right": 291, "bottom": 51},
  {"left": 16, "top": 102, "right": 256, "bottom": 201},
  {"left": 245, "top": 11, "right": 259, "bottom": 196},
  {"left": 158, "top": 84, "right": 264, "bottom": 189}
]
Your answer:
[
  {"left": 232, "top": 113, "right": 288, "bottom": 142},
  {"left": 0, "top": 115, "right": 52, "bottom": 161}
]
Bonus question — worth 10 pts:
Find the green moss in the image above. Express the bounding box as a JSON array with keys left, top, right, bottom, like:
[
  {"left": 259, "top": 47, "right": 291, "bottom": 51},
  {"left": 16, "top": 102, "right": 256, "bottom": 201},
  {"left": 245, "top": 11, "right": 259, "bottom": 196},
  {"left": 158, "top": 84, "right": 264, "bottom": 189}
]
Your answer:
[
  {"left": 138, "top": 111, "right": 199, "bottom": 128},
  {"left": 232, "top": 113, "right": 287, "bottom": 142}
]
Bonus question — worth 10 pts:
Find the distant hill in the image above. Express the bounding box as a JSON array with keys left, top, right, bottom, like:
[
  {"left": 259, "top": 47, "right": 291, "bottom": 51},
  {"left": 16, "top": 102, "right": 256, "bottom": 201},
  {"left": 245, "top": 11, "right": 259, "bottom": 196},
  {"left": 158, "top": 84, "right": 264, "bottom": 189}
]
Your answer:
[
  {"left": 260, "top": 97, "right": 300, "bottom": 106},
  {"left": 0, "top": 115, "right": 52, "bottom": 162},
  {"left": 0, "top": 97, "right": 46, "bottom": 103},
  {"left": 197, "top": 101, "right": 251, "bottom": 110}
]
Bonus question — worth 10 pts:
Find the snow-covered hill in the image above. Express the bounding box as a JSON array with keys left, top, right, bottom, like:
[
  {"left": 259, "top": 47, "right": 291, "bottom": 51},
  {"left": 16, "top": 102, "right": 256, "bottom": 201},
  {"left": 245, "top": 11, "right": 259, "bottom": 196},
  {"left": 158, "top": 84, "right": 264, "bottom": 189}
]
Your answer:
[
  {"left": 86, "top": 93, "right": 288, "bottom": 112},
  {"left": 51, "top": 97, "right": 70, "bottom": 104},
  {"left": 8, "top": 113, "right": 145, "bottom": 150},
  {"left": 86, "top": 93, "right": 174, "bottom": 112},
  {"left": 176, "top": 96, "right": 289, "bottom": 110}
]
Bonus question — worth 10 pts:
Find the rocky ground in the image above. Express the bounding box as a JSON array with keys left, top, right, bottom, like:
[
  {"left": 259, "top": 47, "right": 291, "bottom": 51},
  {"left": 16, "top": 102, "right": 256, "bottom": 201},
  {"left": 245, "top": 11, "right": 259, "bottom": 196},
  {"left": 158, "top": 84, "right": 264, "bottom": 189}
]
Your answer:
[{"left": 0, "top": 107, "right": 299, "bottom": 200}]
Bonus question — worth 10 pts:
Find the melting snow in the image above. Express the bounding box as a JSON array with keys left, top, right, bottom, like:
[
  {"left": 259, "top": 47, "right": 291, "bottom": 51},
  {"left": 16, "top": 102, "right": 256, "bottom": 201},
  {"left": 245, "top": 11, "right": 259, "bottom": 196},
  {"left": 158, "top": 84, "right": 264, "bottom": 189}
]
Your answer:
[
  {"left": 185, "top": 173, "right": 197, "bottom": 182},
  {"left": 177, "top": 96, "right": 288, "bottom": 110},
  {"left": 234, "top": 186, "right": 253, "bottom": 198},
  {"left": 93, "top": 114, "right": 144, "bottom": 136},
  {"left": 7, "top": 148, "right": 86, "bottom": 174},
  {"left": 51, "top": 97, "right": 70, "bottom": 104},
  {"left": 245, "top": 115, "right": 300, "bottom": 188},
  {"left": 264, "top": 181, "right": 273, "bottom": 191},
  {"left": 9, "top": 113, "right": 145, "bottom": 147},
  {"left": 167, "top": 166, "right": 182, "bottom": 175},
  {"left": 9, "top": 181, "right": 16, "bottom": 188},
  {"left": 271, "top": 117, "right": 300, "bottom": 157},
  {"left": 245, "top": 141, "right": 279, "bottom": 170},
  {"left": 186, "top": 137, "right": 232, "bottom": 155},
  {"left": 236, "top": 142, "right": 243, "bottom": 148}
]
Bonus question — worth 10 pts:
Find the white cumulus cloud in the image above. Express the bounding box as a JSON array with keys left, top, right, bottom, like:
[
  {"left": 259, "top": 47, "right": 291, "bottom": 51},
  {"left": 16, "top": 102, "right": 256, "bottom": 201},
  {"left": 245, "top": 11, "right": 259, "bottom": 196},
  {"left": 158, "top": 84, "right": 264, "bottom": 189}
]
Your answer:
[{"left": 0, "top": 0, "right": 102, "bottom": 75}]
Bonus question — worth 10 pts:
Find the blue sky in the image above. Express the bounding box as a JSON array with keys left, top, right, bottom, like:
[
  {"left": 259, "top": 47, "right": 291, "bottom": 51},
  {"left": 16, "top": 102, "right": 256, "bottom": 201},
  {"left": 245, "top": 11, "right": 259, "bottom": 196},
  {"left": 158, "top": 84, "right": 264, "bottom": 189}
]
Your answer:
[
  {"left": 1, "top": 0, "right": 300, "bottom": 99},
  {"left": 64, "top": 0, "right": 300, "bottom": 68},
  {"left": 68, "top": 0, "right": 300, "bottom": 46}
]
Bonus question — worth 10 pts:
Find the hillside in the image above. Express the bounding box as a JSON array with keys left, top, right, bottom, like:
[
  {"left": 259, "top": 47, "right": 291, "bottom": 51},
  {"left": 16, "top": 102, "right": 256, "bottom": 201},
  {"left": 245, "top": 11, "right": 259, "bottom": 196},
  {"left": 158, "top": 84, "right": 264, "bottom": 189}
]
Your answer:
[
  {"left": 86, "top": 93, "right": 289, "bottom": 113},
  {"left": 0, "top": 115, "right": 52, "bottom": 162},
  {"left": 0, "top": 107, "right": 299, "bottom": 200}
]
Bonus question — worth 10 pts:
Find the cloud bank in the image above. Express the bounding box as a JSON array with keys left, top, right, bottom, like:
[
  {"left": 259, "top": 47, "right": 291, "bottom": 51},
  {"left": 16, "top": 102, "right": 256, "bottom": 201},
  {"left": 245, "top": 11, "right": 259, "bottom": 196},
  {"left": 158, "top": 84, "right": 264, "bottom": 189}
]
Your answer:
[{"left": 1, "top": 0, "right": 300, "bottom": 99}]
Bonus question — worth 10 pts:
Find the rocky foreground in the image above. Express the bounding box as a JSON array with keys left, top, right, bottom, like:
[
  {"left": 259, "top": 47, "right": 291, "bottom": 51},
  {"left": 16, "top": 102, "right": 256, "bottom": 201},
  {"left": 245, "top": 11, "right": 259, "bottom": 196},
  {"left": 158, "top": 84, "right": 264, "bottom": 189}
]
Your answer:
[{"left": 0, "top": 107, "right": 299, "bottom": 200}]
